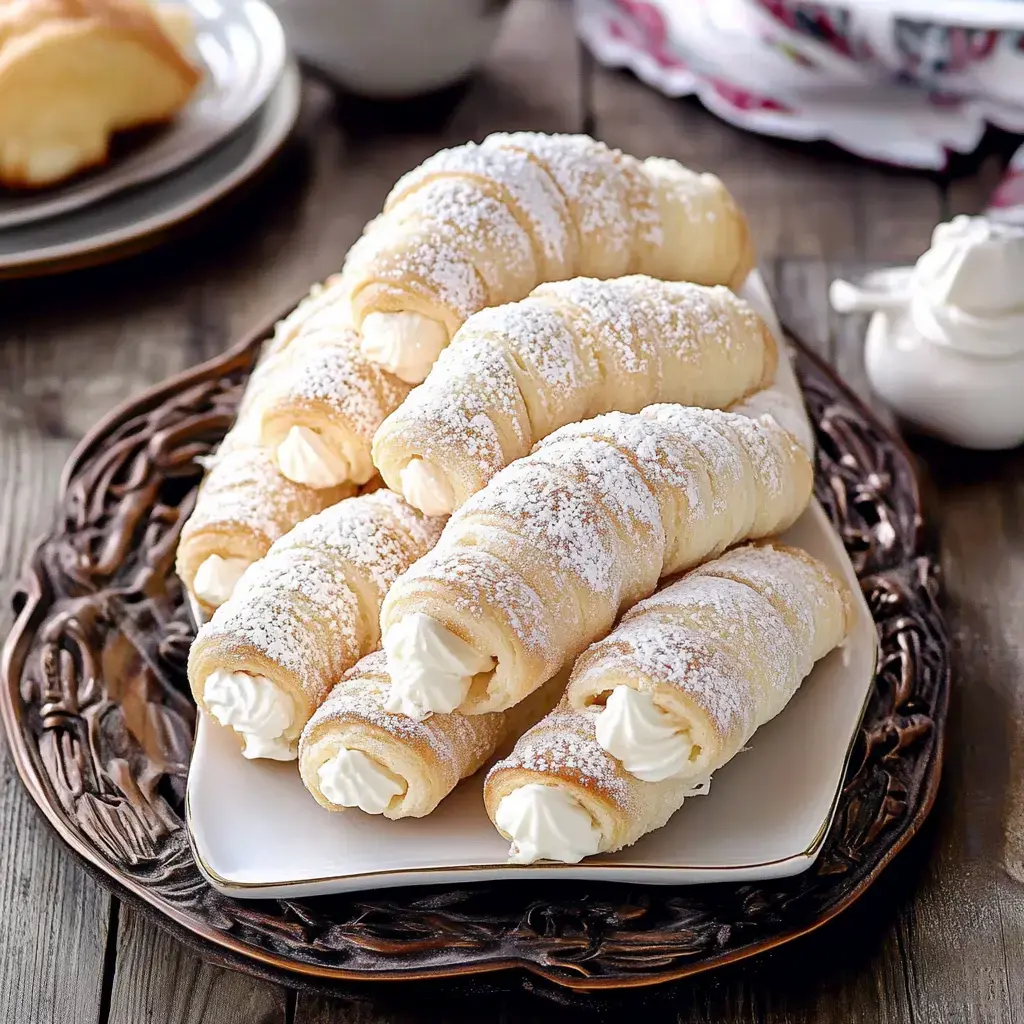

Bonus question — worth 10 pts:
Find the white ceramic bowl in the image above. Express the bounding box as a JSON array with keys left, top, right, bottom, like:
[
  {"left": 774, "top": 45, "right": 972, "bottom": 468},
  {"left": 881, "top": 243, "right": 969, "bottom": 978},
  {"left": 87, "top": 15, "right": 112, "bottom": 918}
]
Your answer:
[{"left": 269, "top": 0, "right": 512, "bottom": 97}]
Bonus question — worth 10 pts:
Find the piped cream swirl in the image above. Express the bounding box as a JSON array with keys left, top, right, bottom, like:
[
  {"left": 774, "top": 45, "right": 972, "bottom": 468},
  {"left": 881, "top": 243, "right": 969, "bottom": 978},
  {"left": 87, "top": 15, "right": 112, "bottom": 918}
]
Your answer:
[
  {"left": 383, "top": 613, "right": 495, "bottom": 720},
  {"left": 360, "top": 311, "right": 449, "bottom": 383},
  {"left": 193, "top": 554, "right": 249, "bottom": 608},
  {"left": 276, "top": 425, "right": 352, "bottom": 488},
  {"left": 317, "top": 748, "right": 406, "bottom": 814},
  {"left": 399, "top": 458, "right": 456, "bottom": 516},
  {"left": 593, "top": 686, "right": 694, "bottom": 783},
  {"left": 203, "top": 670, "right": 298, "bottom": 760},
  {"left": 494, "top": 784, "right": 603, "bottom": 864}
]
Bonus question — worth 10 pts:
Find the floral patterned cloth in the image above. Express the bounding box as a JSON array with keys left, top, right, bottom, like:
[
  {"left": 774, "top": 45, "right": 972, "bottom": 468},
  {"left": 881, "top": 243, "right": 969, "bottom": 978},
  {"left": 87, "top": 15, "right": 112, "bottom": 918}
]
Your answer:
[{"left": 576, "top": 0, "right": 1024, "bottom": 171}]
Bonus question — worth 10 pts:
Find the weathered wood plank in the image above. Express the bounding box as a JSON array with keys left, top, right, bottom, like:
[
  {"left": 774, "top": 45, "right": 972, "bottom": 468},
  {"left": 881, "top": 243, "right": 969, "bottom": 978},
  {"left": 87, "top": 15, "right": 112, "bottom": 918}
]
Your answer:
[
  {"left": 855, "top": 169, "right": 942, "bottom": 264},
  {"left": 0, "top": 360, "right": 110, "bottom": 1024},
  {"left": 106, "top": 908, "right": 287, "bottom": 1024},
  {"left": 294, "top": 988, "right": 595, "bottom": 1023},
  {"left": 446, "top": 0, "right": 581, "bottom": 138},
  {"left": 916, "top": 453, "right": 1024, "bottom": 1024},
  {"left": 0, "top": 303, "right": 199, "bottom": 440},
  {"left": 766, "top": 257, "right": 832, "bottom": 361}
]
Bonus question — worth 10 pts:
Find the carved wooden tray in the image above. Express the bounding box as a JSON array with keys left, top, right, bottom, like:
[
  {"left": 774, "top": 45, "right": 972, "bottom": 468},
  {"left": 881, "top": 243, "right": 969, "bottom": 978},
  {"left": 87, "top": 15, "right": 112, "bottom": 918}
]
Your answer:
[{"left": 1, "top": 313, "right": 949, "bottom": 993}]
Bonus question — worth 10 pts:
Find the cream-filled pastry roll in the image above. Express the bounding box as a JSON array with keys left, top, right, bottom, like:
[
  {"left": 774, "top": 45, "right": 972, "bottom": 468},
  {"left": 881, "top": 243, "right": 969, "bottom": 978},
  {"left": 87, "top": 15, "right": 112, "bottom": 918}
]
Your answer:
[
  {"left": 567, "top": 542, "right": 853, "bottom": 782},
  {"left": 485, "top": 544, "right": 852, "bottom": 863},
  {"left": 187, "top": 490, "right": 445, "bottom": 760},
  {"left": 299, "top": 651, "right": 511, "bottom": 819},
  {"left": 258, "top": 320, "right": 411, "bottom": 490},
  {"left": 343, "top": 132, "right": 754, "bottom": 383},
  {"left": 372, "top": 276, "right": 777, "bottom": 515},
  {"left": 176, "top": 275, "right": 358, "bottom": 615},
  {"left": 177, "top": 448, "right": 354, "bottom": 618},
  {"left": 380, "top": 403, "right": 812, "bottom": 721}
]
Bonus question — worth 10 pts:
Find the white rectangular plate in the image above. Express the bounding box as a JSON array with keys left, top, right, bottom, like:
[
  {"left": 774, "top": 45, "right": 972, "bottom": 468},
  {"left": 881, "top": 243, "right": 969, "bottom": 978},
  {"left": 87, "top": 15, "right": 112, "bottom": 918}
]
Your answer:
[{"left": 185, "top": 273, "right": 878, "bottom": 898}]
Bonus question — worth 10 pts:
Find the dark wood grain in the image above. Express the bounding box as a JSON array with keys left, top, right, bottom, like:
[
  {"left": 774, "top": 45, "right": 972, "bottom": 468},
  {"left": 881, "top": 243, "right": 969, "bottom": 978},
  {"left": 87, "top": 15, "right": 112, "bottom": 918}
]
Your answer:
[
  {"left": 0, "top": 341, "right": 113, "bottom": 1024},
  {"left": 0, "top": 0, "right": 1021, "bottom": 1018},
  {"left": 911, "top": 443, "right": 1024, "bottom": 1024},
  {"left": 107, "top": 908, "right": 287, "bottom": 1024}
]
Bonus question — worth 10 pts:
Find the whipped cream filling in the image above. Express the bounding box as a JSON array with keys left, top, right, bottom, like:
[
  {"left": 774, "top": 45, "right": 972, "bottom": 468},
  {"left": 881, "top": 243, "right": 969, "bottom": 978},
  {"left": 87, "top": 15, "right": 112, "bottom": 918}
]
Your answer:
[
  {"left": 193, "top": 554, "right": 250, "bottom": 608},
  {"left": 360, "top": 311, "right": 449, "bottom": 383},
  {"left": 831, "top": 215, "right": 1024, "bottom": 357},
  {"left": 399, "top": 458, "right": 456, "bottom": 516},
  {"left": 317, "top": 748, "right": 406, "bottom": 814},
  {"left": 276, "top": 425, "right": 351, "bottom": 488},
  {"left": 203, "top": 670, "right": 298, "bottom": 760},
  {"left": 495, "top": 784, "right": 603, "bottom": 864},
  {"left": 594, "top": 686, "right": 695, "bottom": 783},
  {"left": 383, "top": 612, "right": 494, "bottom": 720}
]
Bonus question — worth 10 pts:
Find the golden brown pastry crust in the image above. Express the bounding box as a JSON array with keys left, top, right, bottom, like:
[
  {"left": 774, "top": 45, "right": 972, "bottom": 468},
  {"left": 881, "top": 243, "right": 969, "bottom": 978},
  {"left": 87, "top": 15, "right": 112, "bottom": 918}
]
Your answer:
[
  {"left": 187, "top": 490, "right": 446, "bottom": 753},
  {"left": 372, "top": 276, "right": 777, "bottom": 512},
  {"left": 380, "top": 404, "right": 813, "bottom": 716},
  {"left": 0, "top": 0, "right": 201, "bottom": 188}
]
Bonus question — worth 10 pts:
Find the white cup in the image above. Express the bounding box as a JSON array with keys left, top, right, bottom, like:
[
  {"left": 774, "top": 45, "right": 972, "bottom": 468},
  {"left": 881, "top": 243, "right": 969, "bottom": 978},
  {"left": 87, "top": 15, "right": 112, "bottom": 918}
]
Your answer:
[{"left": 269, "top": 0, "right": 512, "bottom": 98}]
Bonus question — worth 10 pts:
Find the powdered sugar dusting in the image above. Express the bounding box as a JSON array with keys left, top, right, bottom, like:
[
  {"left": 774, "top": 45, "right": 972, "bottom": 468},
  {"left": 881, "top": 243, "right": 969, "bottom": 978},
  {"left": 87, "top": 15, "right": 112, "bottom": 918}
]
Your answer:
[
  {"left": 307, "top": 650, "right": 507, "bottom": 774},
  {"left": 489, "top": 703, "right": 631, "bottom": 801},
  {"left": 380, "top": 180, "right": 534, "bottom": 312},
  {"left": 460, "top": 299, "right": 583, "bottom": 401},
  {"left": 642, "top": 404, "right": 789, "bottom": 507},
  {"left": 395, "top": 544, "right": 555, "bottom": 657},
  {"left": 532, "top": 436, "right": 662, "bottom": 543},
  {"left": 577, "top": 543, "right": 849, "bottom": 741},
  {"left": 270, "top": 325, "right": 410, "bottom": 441},
  {"left": 539, "top": 411, "right": 706, "bottom": 515},
  {"left": 194, "top": 492, "right": 443, "bottom": 686},
  {"left": 200, "top": 554, "right": 361, "bottom": 682},
  {"left": 542, "top": 277, "right": 658, "bottom": 377},
  {"left": 381, "top": 340, "right": 522, "bottom": 480},
  {"left": 279, "top": 490, "right": 443, "bottom": 595},
  {"left": 687, "top": 544, "right": 835, "bottom": 667},
  {"left": 455, "top": 456, "right": 621, "bottom": 594},
  {"left": 386, "top": 142, "right": 571, "bottom": 274},
  {"left": 183, "top": 448, "right": 313, "bottom": 541},
  {"left": 597, "top": 620, "right": 758, "bottom": 738},
  {"left": 488, "top": 132, "right": 636, "bottom": 253}
]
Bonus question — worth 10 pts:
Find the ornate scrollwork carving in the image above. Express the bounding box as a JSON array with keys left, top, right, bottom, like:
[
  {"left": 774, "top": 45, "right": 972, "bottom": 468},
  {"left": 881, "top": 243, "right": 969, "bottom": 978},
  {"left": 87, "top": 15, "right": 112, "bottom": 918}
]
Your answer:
[{"left": 2, "top": 332, "right": 949, "bottom": 991}]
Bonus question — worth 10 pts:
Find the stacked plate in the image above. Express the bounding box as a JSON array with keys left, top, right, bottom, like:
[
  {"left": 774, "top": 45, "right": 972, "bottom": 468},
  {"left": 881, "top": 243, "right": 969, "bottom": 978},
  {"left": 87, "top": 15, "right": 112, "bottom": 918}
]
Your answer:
[{"left": 0, "top": 0, "right": 299, "bottom": 279}]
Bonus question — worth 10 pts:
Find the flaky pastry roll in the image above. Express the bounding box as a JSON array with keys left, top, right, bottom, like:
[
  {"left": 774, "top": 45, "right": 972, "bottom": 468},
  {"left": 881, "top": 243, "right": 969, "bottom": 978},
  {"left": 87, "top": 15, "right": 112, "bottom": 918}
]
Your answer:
[
  {"left": 372, "top": 276, "right": 777, "bottom": 514},
  {"left": 298, "top": 651, "right": 510, "bottom": 819},
  {"left": 484, "top": 544, "right": 852, "bottom": 863},
  {"left": 187, "top": 490, "right": 444, "bottom": 760},
  {"left": 343, "top": 132, "right": 754, "bottom": 384},
  {"left": 380, "top": 403, "right": 812, "bottom": 720},
  {"left": 176, "top": 276, "right": 357, "bottom": 615},
  {"left": 258, "top": 320, "right": 411, "bottom": 490}
]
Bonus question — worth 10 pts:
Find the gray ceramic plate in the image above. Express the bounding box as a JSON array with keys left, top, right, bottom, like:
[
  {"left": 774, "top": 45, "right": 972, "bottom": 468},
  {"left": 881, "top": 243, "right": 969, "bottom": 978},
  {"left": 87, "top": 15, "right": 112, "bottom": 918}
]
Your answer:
[
  {"left": 0, "top": 0, "right": 287, "bottom": 230},
  {"left": 0, "top": 60, "right": 300, "bottom": 278}
]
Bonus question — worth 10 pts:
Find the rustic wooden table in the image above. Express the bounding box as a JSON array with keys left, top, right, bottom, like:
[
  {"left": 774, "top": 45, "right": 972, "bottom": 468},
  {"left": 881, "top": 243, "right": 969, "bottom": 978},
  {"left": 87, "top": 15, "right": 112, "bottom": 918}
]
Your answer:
[{"left": 2, "top": 3, "right": 1023, "bottom": 1021}]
